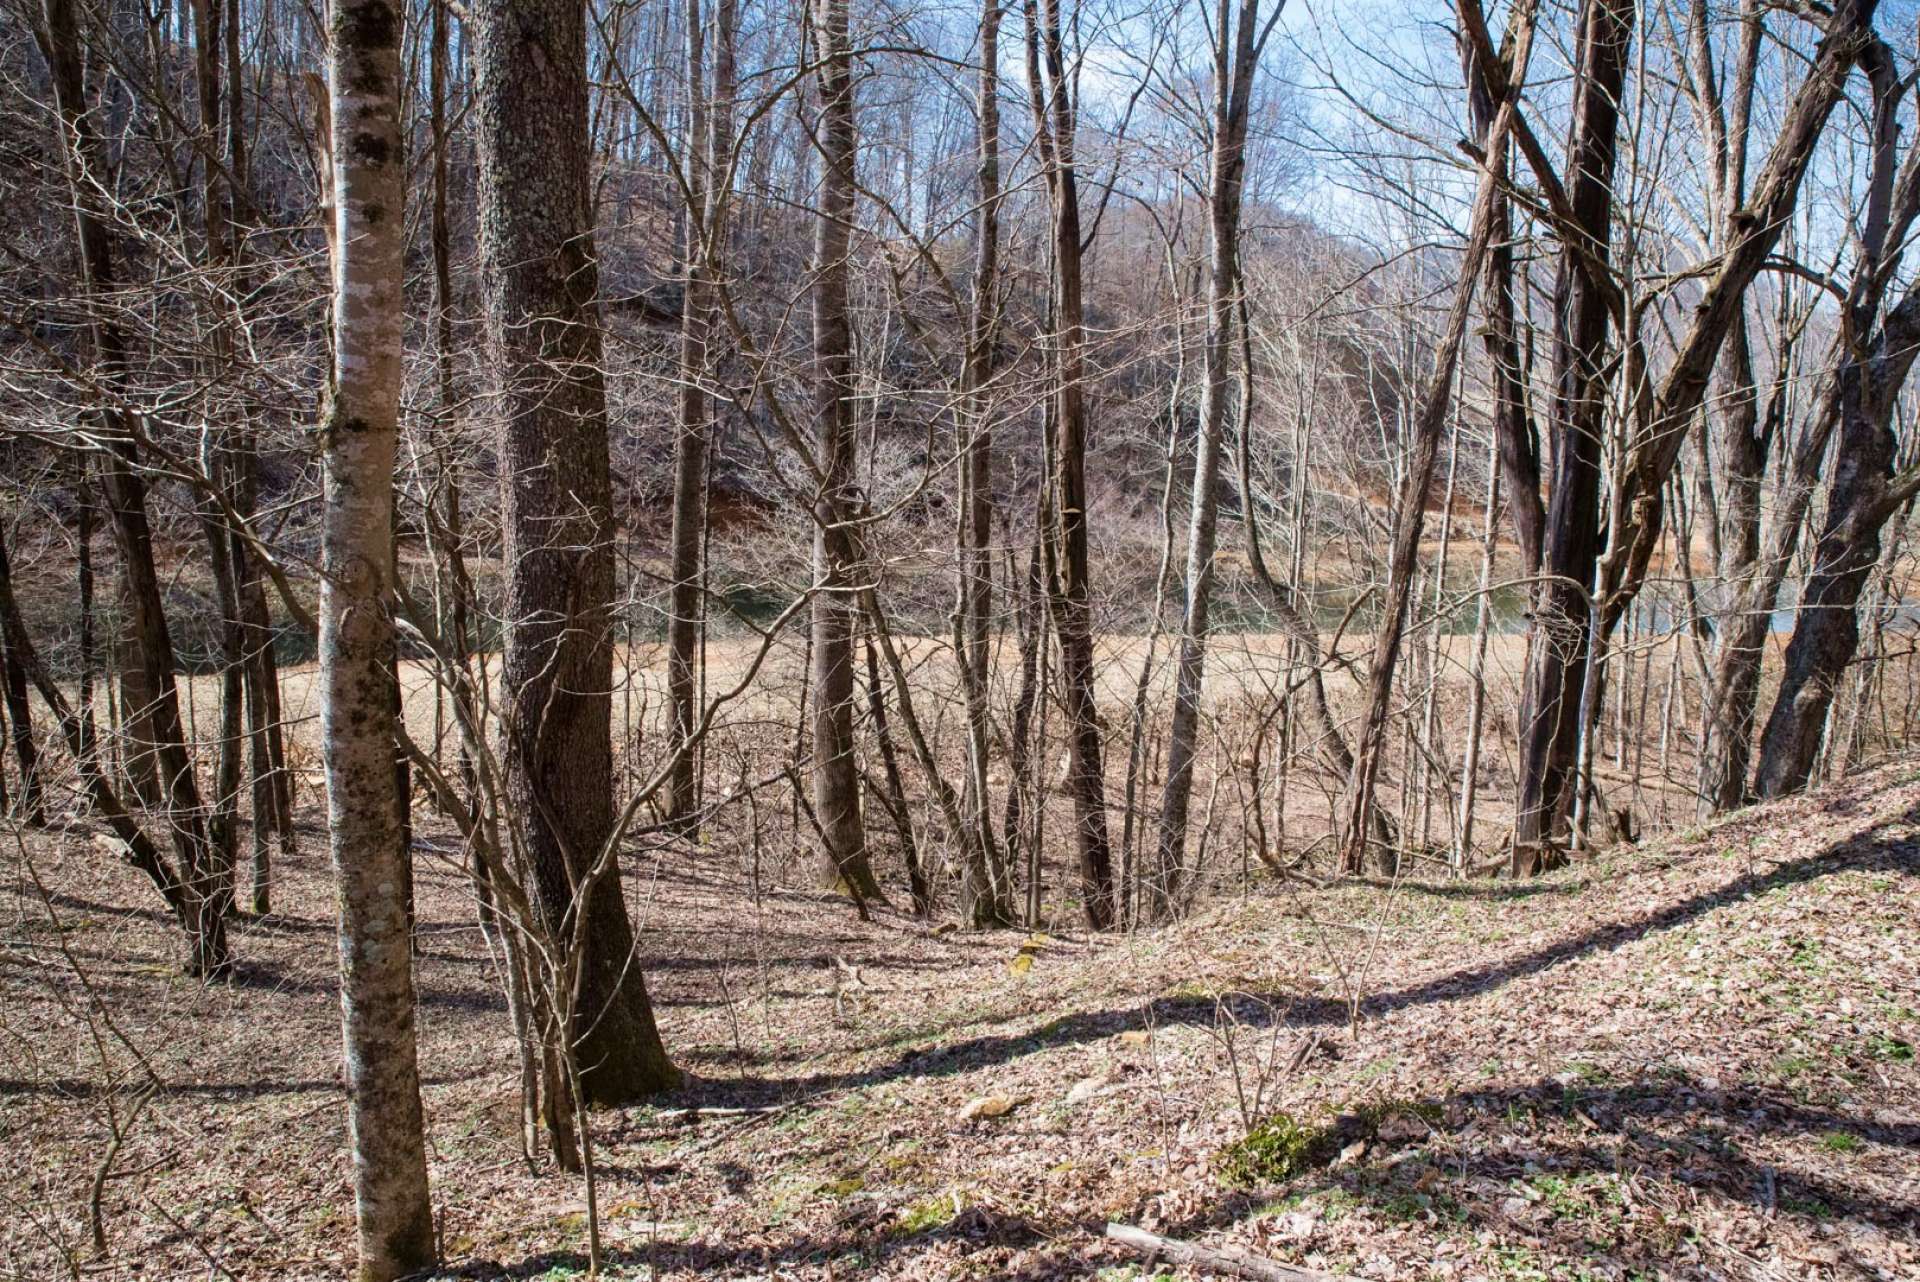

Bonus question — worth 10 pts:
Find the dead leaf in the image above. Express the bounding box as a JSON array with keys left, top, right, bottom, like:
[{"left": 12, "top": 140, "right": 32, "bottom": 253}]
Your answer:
[
  {"left": 1066, "top": 1076, "right": 1107, "bottom": 1105},
  {"left": 959, "top": 1094, "right": 1016, "bottom": 1121}
]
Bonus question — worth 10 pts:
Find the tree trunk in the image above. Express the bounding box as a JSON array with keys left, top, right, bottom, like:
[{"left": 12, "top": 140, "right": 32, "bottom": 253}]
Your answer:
[
  {"left": 472, "top": 0, "right": 677, "bottom": 1102},
  {"left": 807, "top": 0, "right": 881, "bottom": 903},
  {"left": 0, "top": 537, "right": 43, "bottom": 825},
  {"left": 1707, "top": 31, "right": 1908, "bottom": 809},
  {"left": 666, "top": 0, "right": 734, "bottom": 830},
  {"left": 1025, "top": 0, "right": 1116, "bottom": 929},
  {"left": 1511, "top": 0, "right": 1633, "bottom": 864},
  {"left": 318, "top": 0, "right": 436, "bottom": 1271},
  {"left": 41, "top": 0, "right": 223, "bottom": 965},
  {"left": 0, "top": 518, "right": 225, "bottom": 967},
  {"left": 1153, "top": 0, "right": 1263, "bottom": 918},
  {"left": 1460, "top": 11, "right": 1540, "bottom": 575},
  {"left": 1756, "top": 231, "right": 1920, "bottom": 795},
  {"left": 953, "top": 0, "right": 1012, "bottom": 928}
]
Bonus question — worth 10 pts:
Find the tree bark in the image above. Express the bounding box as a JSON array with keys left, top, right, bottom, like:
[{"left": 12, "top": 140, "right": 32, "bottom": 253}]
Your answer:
[
  {"left": 807, "top": 0, "right": 882, "bottom": 903},
  {"left": 1511, "top": 0, "right": 1633, "bottom": 862},
  {"left": 0, "top": 518, "right": 222, "bottom": 966},
  {"left": 666, "top": 0, "right": 734, "bottom": 830},
  {"left": 319, "top": 0, "right": 436, "bottom": 1272},
  {"left": 472, "top": 0, "right": 677, "bottom": 1102},
  {"left": 1342, "top": 0, "right": 1534, "bottom": 876},
  {"left": 953, "top": 0, "right": 1013, "bottom": 928},
  {"left": 0, "top": 528, "right": 43, "bottom": 825},
  {"left": 1024, "top": 0, "right": 1116, "bottom": 929},
  {"left": 1756, "top": 215, "right": 1920, "bottom": 794},
  {"left": 40, "top": 0, "right": 223, "bottom": 966},
  {"left": 1460, "top": 9, "right": 1541, "bottom": 575}
]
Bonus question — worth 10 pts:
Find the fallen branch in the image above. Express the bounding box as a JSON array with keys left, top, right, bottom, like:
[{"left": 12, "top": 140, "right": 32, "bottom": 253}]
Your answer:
[
  {"left": 1104, "top": 1222, "right": 1339, "bottom": 1282},
  {"left": 653, "top": 1105, "right": 782, "bottom": 1122}
]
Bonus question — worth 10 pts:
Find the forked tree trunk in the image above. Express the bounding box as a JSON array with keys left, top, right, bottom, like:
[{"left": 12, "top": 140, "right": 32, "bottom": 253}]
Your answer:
[
  {"left": 1709, "top": 33, "right": 1910, "bottom": 809},
  {"left": 1511, "top": 0, "right": 1633, "bottom": 864},
  {"left": 473, "top": 0, "right": 677, "bottom": 1102},
  {"left": 1757, "top": 265, "right": 1920, "bottom": 795},
  {"left": 318, "top": 0, "right": 436, "bottom": 1274},
  {"left": 1592, "top": 0, "right": 1881, "bottom": 630}
]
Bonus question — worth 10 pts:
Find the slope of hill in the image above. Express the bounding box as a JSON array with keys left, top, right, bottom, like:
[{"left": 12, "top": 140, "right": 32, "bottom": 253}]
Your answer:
[{"left": 2, "top": 762, "right": 1915, "bottom": 1280}]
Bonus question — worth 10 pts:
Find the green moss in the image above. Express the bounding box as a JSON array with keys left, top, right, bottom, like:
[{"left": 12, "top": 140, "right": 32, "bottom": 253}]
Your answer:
[
  {"left": 1218, "top": 1099, "right": 1438, "bottom": 1187},
  {"left": 1217, "top": 1112, "right": 1331, "bottom": 1187},
  {"left": 892, "top": 1190, "right": 963, "bottom": 1237}
]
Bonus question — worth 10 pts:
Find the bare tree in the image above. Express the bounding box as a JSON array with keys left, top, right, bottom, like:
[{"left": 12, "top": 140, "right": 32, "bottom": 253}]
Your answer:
[
  {"left": 317, "top": 0, "right": 436, "bottom": 1271},
  {"left": 953, "top": 0, "right": 1014, "bottom": 928},
  {"left": 1023, "top": 0, "right": 1116, "bottom": 929},
  {"left": 472, "top": 0, "right": 677, "bottom": 1101},
  {"left": 39, "top": 0, "right": 228, "bottom": 973},
  {"left": 808, "top": 0, "right": 882, "bottom": 904},
  {"left": 1153, "top": 0, "right": 1281, "bottom": 917}
]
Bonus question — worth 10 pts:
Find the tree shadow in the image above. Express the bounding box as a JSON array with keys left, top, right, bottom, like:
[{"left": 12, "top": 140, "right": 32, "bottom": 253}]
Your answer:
[
  {"left": 1379, "top": 876, "right": 1582, "bottom": 901},
  {"left": 439, "top": 1201, "right": 1052, "bottom": 1281},
  {"left": 1160, "top": 1070, "right": 1919, "bottom": 1278},
  {"left": 697, "top": 800, "right": 1918, "bottom": 1108},
  {"left": 227, "top": 958, "right": 507, "bottom": 1014}
]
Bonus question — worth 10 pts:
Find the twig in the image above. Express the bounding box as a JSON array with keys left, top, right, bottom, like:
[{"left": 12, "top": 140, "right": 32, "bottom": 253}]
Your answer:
[{"left": 1104, "top": 1222, "right": 1340, "bottom": 1281}]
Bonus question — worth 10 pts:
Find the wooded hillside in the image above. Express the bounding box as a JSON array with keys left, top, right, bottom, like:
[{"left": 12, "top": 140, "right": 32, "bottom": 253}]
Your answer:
[{"left": 0, "top": 0, "right": 1917, "bottom": 1274}]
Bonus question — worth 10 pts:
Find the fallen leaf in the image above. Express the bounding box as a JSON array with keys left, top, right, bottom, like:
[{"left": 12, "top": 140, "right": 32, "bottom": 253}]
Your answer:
[
  {"left": 959, "top": 1094, "right": 1016, "bottom": 1121},
  {"left": 1066, "top": 1076, "right": 1107, "bottom": 1105}
]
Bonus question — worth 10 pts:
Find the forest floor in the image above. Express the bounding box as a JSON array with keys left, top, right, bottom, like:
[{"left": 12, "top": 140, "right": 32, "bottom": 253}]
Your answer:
[{"left": 2, "top": 756, "right": 1917, "bottom": 1281}]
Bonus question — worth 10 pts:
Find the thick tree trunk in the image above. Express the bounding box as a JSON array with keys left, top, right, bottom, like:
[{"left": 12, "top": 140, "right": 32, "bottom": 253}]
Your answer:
[
  {"left": 1511, "top": 0, "right": 1632, "bottom": 863},
  {"left": 1706, "top": 31, "right": 1907, "bottom": 810},
  {"left": 473, "top": 0, "right": 677, "bottom": 1102},
  {"left": 1696, "top": 314, "right": 1767, "bottom": 814},
  {"left": 807, "top": 0, "right": 881, "bottom": 903},
  {"left": 318, "top": 1, "right": 436, "bottom": 1273},
  {"left": 1756, "top": 268, "right": 1920, "bottom": 795}
]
